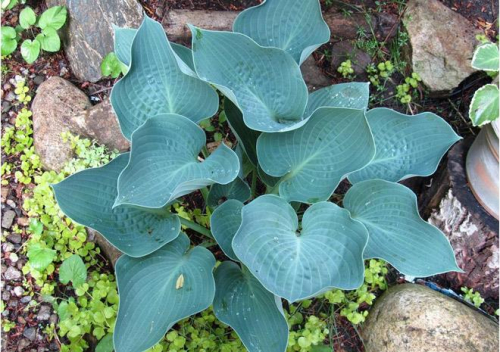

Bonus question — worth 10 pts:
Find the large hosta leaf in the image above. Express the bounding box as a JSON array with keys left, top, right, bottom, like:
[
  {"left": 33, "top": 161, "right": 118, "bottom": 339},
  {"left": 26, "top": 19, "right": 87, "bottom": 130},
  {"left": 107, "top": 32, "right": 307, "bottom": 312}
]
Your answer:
[
  {"left": 115, "top": 114, "right": 240, "bottom": 209},
  {"left": 190, "top": 26, "right": 309, "bottom": 133},
  {"left": 257, "top": 108, "right": 375, "bottom": 203},
  {"left": 343, "top": 180, "right": 461, "bottom": 277},
  {"left": 233, "top": 0, "right": 330, "bottom": 65},
  {"left": 210, "top": 200, "right": 244, "bottom": 261},
  {"left": 111, "top": 17, "right": 218, "bottom": 139},
  {"left": 52, "top": 154, "right": 180, "bottom": 257},
  {"left": 304, "top": 82, "right": 370, "bottom": 116},
  {"left": 233, "top": 195, "right": 368, "bottom": 302},
  {"left": 348, "top": 108, "right": 461, "bottom": 184},
  {"left": 213, "top": 261, "right": 288, "bottom": 352},
  {"left": 472, "top": 43, "right": 499, "bottom": 72},
  {"left": 207, "top": 178, "right": 251, "bottom": 208},
  {"left": 114, "top": 233, "right": 216, "bottom": 352}
]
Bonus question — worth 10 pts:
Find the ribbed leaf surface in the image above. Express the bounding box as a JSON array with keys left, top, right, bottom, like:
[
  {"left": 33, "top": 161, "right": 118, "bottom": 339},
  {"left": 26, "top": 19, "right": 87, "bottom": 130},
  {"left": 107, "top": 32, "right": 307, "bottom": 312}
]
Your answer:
[{"left": 210, "top": 200, "right": 244, "bottom": 261}]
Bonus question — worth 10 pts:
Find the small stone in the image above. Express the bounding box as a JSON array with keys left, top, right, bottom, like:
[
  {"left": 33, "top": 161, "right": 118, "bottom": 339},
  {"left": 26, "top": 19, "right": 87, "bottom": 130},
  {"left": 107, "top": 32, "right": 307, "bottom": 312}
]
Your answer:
[
  {"left": 2, "top": 210, "right": 16, "bottom": 229},
  {"left": 1, "top": 264, "right": 7, "bottom": 274},
  {"left": 23, "top": 327, "right": 37, "bottom": 341},
  {"left": 8, "top": 299, "right": 18, "bottom": 308},
  {"left": 10, "top": 252, "right": 19, "bottom": 263},
  {"left": 18, "top": 338, "right": 31, "bottom": 351},
  {"left": 6, "top": 199, "right": 15, "bottom": 208},
  {"left": 2, "top": 309, "right": 9, "bottom": 317},
  {"left": 1, "top": 186, "right": 9, "bottom": 200},
  {"left": 7, "top": 233, "right": 22, "bottom": 244},
  {"left": 13, "top": 286, "right": 24, "bottom": 296},
  {"left": 2, "top": 291, "right": 10, "bottom": 301},
  {"left": 3, "top": 83, "right": 11, "bottom": 90},
  {"left": 36, "top": 305, "right": 52, "bottom": 321},
  {"left": 17, "top": 217, "right": 29, "bottom": 227},
  {"left": 4, "top": 91, "right": 15, "bottom": 102},
  {"left": 33, "top": 76, "right": 45, "bottom": 85},
  {"left": 17, "top": 316, "right": 26, "bottom": 324},
  {"left": 3, "top": 242, "right": 14, "bottom": 252},
  {"left": 4, "top": 266, "right": 21, "bottom": 280},
  {"left": 20, "top": 295, "right": 32, "bottom": 304},
  {"left": 49, "top": 314, "right": 58, "bottom": 325}
]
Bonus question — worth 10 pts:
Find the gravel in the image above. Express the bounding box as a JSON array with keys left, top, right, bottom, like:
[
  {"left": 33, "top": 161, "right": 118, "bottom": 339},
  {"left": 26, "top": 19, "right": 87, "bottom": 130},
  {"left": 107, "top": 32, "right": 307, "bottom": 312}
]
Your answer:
[
  {"left": 4, "top": 266, "right": 21, "bottom": 280},
  {"left": 23, "top": 327, "right": 37, "bottom": 341},
  {"left": 36, "top": 305, "right": 52, "bottom": 321},
  {"left": 2, "top": 210, "right": 16, "bottom": 229}
]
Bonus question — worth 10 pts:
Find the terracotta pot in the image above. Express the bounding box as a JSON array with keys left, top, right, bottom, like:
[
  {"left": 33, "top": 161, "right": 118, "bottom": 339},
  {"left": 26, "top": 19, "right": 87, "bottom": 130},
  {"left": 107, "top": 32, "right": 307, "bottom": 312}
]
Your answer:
[{"left": 466, "top": 119, "right": 499, "bottom": 220}]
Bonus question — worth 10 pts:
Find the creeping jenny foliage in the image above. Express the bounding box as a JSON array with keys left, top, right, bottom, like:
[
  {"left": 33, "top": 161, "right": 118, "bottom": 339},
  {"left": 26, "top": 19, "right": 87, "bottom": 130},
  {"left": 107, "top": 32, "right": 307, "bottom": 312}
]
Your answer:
[{"left": 52, "top": 1, "right": 462, "bottom": 351}]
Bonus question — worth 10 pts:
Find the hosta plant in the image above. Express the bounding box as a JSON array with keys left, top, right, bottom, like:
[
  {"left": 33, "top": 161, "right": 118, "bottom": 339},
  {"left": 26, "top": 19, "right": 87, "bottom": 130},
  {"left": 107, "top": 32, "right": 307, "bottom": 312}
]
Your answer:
[{"left": 52, "top": 1, "right": 462, "bottom": 351}]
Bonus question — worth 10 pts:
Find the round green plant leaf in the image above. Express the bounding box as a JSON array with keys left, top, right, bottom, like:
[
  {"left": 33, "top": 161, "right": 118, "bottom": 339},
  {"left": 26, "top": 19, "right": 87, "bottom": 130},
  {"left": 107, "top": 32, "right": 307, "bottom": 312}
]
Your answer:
[
  {"left": 233, "top": 195, "right": 368, "bottom": 302},
  {"left": 189, "top": 26, "right": 309, "bottom": 133},
  {"left": 469, "top": 84, "right": 499, "bottom": 126},
  {"left": 114, "top": 233, "right": 216, "bottom": 352},
  {"left": 115, "top": 114, "right": 240, "bottom": 209},
  {"left": 52, "top": 154, "right": 181, "bottom": 258},
  {"left": 233, "top": 0, "right": 330, "bottom": 65},
  {"left": 19, "top": 7, "right": 36, "bottom": 29},
  {"left": 343, "top": 180, "right": 461, "bottom": 277},
  {"left": 27, "top": 243, "right": 56, "bottom": 271},
  {"left": 20, "top": 39, "right": 40, "bottom": 64},
  {"left": 257, "top": 107, "right": 375, "bottom": 203},
  {"left": 207, "top": 177, "right": 250, "bottom": 208},
  {"left": 304, "top": 82, "right": 370, "bottom": 116},
  {"left": 111, "top": 17, "right": 218, "bottom": 139},
  {"left": 348, "top": 108, "right": 461, "bottom": 184},
  {"left": 59, "top": 254, "right": 87, "bottom": 288},
  {"left": 101, "top": 52, "right": 122, "bottom": 78},
  {"left": 472, "top": 43, "right": 499, "bottom": 72},
  {"left": 1, "top": 26, "right": 18, "bottom": 56},
  {"left": 213, "top": 262, "right": 288, "bottom": 352},
  {"left": 35, "top": 27, "right": 61, "bottom": 52},
  {"left": 37, "top": 5, "right": 67, "bottom": 30},
  {"left": 210, "top": 199, "right": 244, "bottom": 261}
]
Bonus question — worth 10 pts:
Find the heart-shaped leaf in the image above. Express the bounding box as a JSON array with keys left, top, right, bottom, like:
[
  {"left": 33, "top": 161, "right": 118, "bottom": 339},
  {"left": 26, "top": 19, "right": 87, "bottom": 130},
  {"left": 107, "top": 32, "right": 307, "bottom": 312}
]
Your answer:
[
  {"left": 59, "top": 254, "right": 87, "bottom": 288},
  {"left": 233, "top": 0, "right": 330, "bottom": 65},
  {"left": 114, "top": 233, "right": 216, "bottom": 352},
  {"left": 207, "top": 178, "right": 250, "bottom": 208},
  {"left": 469, "top": 84, "right": 499, "bottom": 126},
  {"left": 304, "top": 82, "right": 370, "bottom": 117},
  {"left": 27, "top": 243, "right": 56, "bottom": 271},
  {"left": 257, "top": 108, "right": 375, "bottom": 203},
  {"left": 111, "top": 17, "right": 219, "bottom": 139},
  {"left": 343, "top": 180, "right": 461, "bottom": 277},
  {"left": 1, "top": 26, "right": 17, "bottom": 56},
  {"left": 472, "top": 43, "right": 499, "bottom": 72},
  {"left": 348, "top": 108, "right": 461, "bottom": 184},
  {"left": 21, "top": 39, "right": 40, "bottom": 64},
  {"left": 52, "top": 154, "right": 181, "bottom": 258},
  {"left": 19, "top": 7, "right": 36, "bottom": 29},
  {"left": 38, "top": 6, "right": 67, "bottom": 30},
  {"left": 35, "top": 27, "right": 61, "bottom": 52},
  {"left": 210, "top": 199, "right": 244, "bottom": 261},
  {"left": 115, "top": 114, "right": 240, "bottom": 209},
  {"left": 190, "top": 26, "right": 309, "bottom": 133},
  {"left": 213, "top": 261, "right": 288, "bottom": 352},
  {"left": 233, "top": 195, "right": 368, "bottom": 302}
]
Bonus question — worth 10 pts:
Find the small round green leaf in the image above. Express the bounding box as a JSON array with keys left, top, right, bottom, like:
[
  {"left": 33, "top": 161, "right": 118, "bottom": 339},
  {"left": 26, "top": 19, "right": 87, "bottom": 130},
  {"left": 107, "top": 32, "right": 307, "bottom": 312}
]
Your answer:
[
  {"left": 59, "top": 254, "right": 87, "bottom": 288},
  {"left": 472, "top": 43, "right": 499, "bottom": 72},
  {"left": 27, "top": 243, "right": 56, "bottom": 271},
  {"left": 101, "top": 52, "right": 122, "bottom": 78},
  {"left": 210, "top": 199, "right": 244, "bottom": 261},
  {"left": 114, "top": 233, "right": 216, "bottom": 352},
  {"left": 20, "top": 39, "right": 41, "bottom": 64},
  {"left": 1, "top": 26, "right": 18, "bottom": 56},
  {"left": 19, "top": 7, "right": 36, "bottom": 29},
  {"left": 213, "top": 262, "right": 289, "bottom": 352},
  {"left": 343, "top": 180, "right": 461, "bottom": 277},
  {"left": 35, "top": 27, "right": 61, "bottom": 52},
  {"left": 233, "top": 195, "right": 368, "bottom": 302},
  {"left": 37, "top": 5, "right": 67, "bottom": 30},
  {"left": 469, "top": 84, "right": 499, "bottom": 126}
]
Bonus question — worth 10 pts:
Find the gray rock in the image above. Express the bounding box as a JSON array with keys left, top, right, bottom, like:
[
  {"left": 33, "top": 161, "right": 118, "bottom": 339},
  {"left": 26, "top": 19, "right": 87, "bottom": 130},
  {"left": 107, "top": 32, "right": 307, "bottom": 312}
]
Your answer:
[
  {"left": 46, "top": 0, "right": 143, "bottom": 82},
  {"left": 2, "top": 291, "right": 10, "bottom": 301},
  {"left": 36, "top": 305, "right": 52, "bottom": 321},
  {"left": 4, "top": 266, "right": 21, "bottom": 281},
  {"left": 301, "top": 56, "right": 331, "bottom": 92},
  {"left": 20, "top": 295, "right": 32, "bottom": 304},
  {"left": 4, "top": 91, "right": 15, "bottom": 102},
  {"left": 403, "top": 0, "right": 481, "bottom": 93},
  {"left": 361, "top": 284, "right": 499, "bottom": 352},
  {"left": 13, "top": 286, "right": 24, "bottom": 297},
  {"left": 331, "top": 40, "right": 372, "bottom": 78},
  {"left": 2, "top": 242, "right": 14, "bottom": 252},
  {"left": 2, "top": 210, "right": 16, "bottom": 229},
  {"left": 32, "top": 77, "right": 129, "bottom": 172},
  {"left": 23, "top": 327, "right": 37, "bottom": 341},
  {"left": 7, "top": 233, "right": 21, "bottom": 244},
  {"left": 49, "top": 314, "right": 58, "bottom": 325}
]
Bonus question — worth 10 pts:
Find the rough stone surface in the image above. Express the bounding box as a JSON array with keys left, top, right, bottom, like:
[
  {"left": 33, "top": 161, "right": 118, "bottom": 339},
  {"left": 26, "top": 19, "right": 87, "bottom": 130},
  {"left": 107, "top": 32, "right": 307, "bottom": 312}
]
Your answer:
[
  {"left": 36, "top": 305, "right": 52, "bottom": 321},
  {"left": 46, "top": 0, "right": 143, "bottom": 82},
  {"left": 361, "top": 284, "right": 499, "bottom": 352},
  {"left": 1, "top": 210, "right": 16, "bottom": 229},
  {"left": 23, "top": 327, "right": 36, "bottom": 341},
  {"left": 4, "top": 266, "right": 21, "bottom": 281},
  {"left": 32, "top": 77, "right": 129, "bottom": 171},
  {"left": 301, "top": 56, "right": 331, "bottom": 91},
  {"left": 331, "top": 41, "right": 372, "bottom": 78},
  {"left": 404, "top": 0, "right": 480, "bottom": 93}
]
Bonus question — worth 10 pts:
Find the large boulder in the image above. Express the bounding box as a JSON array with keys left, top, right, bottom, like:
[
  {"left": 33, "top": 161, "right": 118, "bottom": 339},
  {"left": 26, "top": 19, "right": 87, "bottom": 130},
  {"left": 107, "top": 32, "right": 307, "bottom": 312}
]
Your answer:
[
  {"left": 361, "top": 284, "right": 499, "bottom": 352},
  {"left": 403, "top": 0, "right": 480, "bottom": 93},
  {"left": 32, "top": 77, "right": 129, "bottom": 171},
  {"left": 46, "top": 0, "right": 143, "bottom": 82}
]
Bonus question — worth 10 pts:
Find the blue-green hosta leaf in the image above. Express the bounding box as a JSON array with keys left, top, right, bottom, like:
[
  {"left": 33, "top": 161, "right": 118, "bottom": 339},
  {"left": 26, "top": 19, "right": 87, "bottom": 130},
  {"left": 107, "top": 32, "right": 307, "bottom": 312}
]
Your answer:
[
  {"left": 233, "top": 0, "right": 330, "bottom": 65},
  {"left": 190, "top": 26, "right": 309, "bottom": 133},
  {"left": 114, "top": 233, "right": 216, "bottom": 352},
  {"left": 304, "top": 82, "right": 370, "bottom": 117},
  {"left": 348, "top": 108, "right": 461, "bottom": 184},
  {"left": 115, "top": 114, "right": 240, "bottom": 209},
  {"left": 233, "top": 195, "right": 368, "bottom": 302},
  {"left": 207, "top": 178, "right": 250, "bottom": 209},
  {"left": 257, "top": 108, "right": 375, "bottom": 203},
  {"left": 210, "top": 200, "right": 244, "bottom": 261},
  {"left": 469, "top": 84, "right": 499, "bottom": 126},
  {"left": 472, "top": 43, "right": 499, "bottom": 72},
  {"left": 213, "top": 262, "right": 288, "bottom": 352},
  {"left": 111, "top": 17, "right": 218, "bottom": 139},
  {"left": 343, "top": 180, "right": 461, "bottom": 277},
  {"left": 52, "top": 154, "right": 181, "bottom": 257}
]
